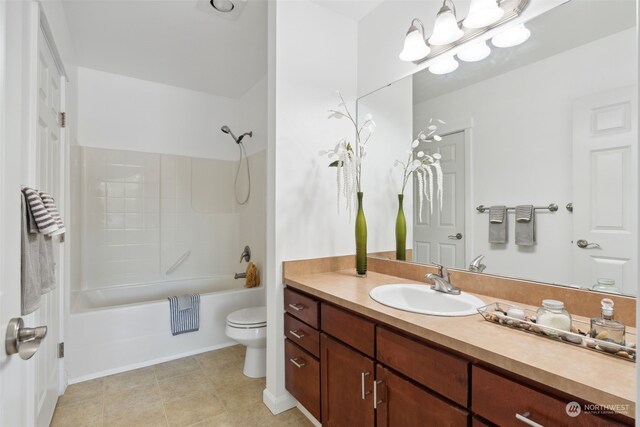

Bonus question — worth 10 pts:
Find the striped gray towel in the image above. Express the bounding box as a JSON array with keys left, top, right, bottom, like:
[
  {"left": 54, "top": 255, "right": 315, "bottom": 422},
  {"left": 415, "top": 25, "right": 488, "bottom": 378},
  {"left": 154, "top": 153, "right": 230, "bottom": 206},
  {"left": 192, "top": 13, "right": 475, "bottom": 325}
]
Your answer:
[
  {"left": 39, "top": 191, "right": 66, "bottom": 236},
  {"left": 515, "top": 205, "right": 533, "bottom": 222},
  {"left": 489, "top": 205, "right": 506, "bottom": 223},
  {"left": 22, "top": 188, "right": 58, "bottom": 235},
  {"left": 168, "top": 294, "right": 200, "bottom": 336}
]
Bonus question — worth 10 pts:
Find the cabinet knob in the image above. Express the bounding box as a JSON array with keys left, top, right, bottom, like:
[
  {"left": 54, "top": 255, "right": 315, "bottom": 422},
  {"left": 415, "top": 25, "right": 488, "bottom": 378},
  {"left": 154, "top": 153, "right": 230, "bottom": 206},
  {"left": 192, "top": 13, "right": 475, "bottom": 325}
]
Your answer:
[
  {"left": 288, "top": 303, "right": 304, "bottom": 311},
  {"left": 289, "top": 329, "right": 305, "bottom": 340},
  {"left": 289, "top": 357, "right": 306, "bottom": 368},
  {"left": 515, "top": 412, "right": 544, "bottom": 427},
  {"left": 361, "top": 372, "right": 371, "bottom": 399}
]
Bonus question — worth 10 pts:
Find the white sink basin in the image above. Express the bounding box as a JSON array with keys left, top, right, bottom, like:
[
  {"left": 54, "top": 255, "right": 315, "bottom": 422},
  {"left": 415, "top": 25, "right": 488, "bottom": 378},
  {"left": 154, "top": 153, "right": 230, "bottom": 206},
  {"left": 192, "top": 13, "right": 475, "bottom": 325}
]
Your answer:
[{"left": 369, "top": 284, "right": 485, "bottom": 317}]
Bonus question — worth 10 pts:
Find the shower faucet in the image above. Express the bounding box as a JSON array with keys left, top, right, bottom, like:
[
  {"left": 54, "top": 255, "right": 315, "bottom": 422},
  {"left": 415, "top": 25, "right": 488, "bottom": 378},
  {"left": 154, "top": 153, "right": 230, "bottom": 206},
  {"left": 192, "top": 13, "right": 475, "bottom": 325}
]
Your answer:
[{"left": 240, "top": 245, "right": 251, "bottom": 263}]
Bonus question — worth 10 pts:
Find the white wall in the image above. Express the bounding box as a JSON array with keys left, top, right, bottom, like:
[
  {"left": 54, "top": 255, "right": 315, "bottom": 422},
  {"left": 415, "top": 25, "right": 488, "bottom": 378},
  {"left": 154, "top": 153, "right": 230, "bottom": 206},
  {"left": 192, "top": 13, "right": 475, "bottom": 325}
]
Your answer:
[
  {"left": 412, "top": 28, "right": 637, "bottom": 285},
  {"left": 358, "top": 77, "right": 414, "bottom": 253},
  {"left": 264, "top": 0, "right": 358, "bottom": 415},
  {"left": 76, "top": 67, "right": 268, "bottom": 161},
  {"left": 357, "top": 0, "right": 567, "bottom": 97}
]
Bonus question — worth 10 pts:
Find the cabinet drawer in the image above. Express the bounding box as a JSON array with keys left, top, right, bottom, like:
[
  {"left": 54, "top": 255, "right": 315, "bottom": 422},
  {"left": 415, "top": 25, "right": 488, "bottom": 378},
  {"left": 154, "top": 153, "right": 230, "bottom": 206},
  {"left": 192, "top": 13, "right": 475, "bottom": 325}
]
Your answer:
[
  {"left": 284, "top": 339, "right": 321, "bottom": 421},
  {"left": 321, "top": 303, "right": 375, "bottom": 357},
  {"left": 284, "top": 313, "right": 320, "bottom": 357},
  {"left": 472, "top": 366, "right": 626, "bottom": 427},
  {"left": 377, "top": 326, "right": 469, "bottom": 407},
  {"left": 376, "top": 364, "right": 469, "bottom": 427},
  {"left": 284, "top": 288, "right": 319, "bottom": 329}
]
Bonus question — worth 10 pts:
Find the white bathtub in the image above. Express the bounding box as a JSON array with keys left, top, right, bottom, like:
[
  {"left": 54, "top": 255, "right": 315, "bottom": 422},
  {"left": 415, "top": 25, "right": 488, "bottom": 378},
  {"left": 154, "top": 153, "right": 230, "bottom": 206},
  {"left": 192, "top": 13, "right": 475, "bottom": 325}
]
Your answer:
[{"left": 66, "top": 277, "right": 265, "bottom": 383}]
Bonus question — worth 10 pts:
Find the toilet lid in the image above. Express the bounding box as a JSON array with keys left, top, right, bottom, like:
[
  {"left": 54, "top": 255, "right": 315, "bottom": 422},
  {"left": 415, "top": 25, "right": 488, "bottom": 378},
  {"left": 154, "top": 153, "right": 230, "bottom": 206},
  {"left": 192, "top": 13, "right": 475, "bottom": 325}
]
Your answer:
[{"left": 227, "top": 306, "right": 267, "bottom": 327}]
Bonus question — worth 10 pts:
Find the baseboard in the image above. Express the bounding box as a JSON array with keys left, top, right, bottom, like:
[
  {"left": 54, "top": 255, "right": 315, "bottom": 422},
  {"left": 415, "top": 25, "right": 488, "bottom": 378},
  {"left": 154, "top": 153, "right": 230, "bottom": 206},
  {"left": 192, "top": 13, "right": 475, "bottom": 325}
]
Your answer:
[
  {"left": 297, "top": 402, "right": 321, "bottom": 427},
  {"left": 68, "top": 341, "right": 238, "bottom": 384},
  {"left": 262, "top": 388, "right": 297, "bottom": 415}
]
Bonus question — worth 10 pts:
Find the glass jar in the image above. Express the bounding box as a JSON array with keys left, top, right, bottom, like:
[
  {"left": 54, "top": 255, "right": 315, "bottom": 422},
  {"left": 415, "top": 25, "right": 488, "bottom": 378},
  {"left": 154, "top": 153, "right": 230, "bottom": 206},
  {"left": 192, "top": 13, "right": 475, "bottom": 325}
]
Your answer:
[
  {"left": 591, "top": 278, "right": 621, "bottom": 295},
  {"left": 536, "top": 299, "right": 571, "bottom": 337}
]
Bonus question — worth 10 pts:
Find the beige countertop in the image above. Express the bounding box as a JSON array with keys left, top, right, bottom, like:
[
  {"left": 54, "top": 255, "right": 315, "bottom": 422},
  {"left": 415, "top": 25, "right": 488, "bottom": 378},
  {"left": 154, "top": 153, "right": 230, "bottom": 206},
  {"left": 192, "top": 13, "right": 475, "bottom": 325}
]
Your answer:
[{"left": 284, "top": 269, "right": 636, "bottom": 417}]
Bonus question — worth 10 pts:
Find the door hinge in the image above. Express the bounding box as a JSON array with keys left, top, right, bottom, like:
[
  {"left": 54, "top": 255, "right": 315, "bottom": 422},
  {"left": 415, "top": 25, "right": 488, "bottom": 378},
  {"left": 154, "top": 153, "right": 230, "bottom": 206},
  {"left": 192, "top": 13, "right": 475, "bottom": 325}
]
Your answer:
[
  {"left": 59, "top": 112, "right": 66, "bottom": 128},
  {"left": 58, "top": 342, "right": 64, "bottom": 358}
]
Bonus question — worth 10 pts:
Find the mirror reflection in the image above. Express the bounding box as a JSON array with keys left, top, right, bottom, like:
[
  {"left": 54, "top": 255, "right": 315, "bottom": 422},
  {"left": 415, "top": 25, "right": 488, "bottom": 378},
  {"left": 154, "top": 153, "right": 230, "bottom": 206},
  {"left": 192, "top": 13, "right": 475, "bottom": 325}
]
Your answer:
[{"left": 359, "top": 0, "right": 637, "bottom": 295}]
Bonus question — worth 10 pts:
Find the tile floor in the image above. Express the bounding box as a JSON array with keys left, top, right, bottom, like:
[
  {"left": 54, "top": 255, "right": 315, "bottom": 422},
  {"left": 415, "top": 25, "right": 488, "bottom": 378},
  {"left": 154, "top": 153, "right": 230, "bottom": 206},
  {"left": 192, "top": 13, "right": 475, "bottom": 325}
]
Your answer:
[{"left": 51, "top": 345, "right": 312, "bottom": 427}]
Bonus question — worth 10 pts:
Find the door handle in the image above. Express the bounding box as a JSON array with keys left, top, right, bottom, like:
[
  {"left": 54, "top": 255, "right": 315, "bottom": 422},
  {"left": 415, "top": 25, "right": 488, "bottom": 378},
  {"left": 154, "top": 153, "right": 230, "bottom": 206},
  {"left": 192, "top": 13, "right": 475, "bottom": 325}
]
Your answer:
[
  {"left": 373, "top": 380, "right": 384, "bottom": 409},
  {"left": 5, "top": 317, "right": 48, "bottom": 360},
  {"left": 577, "top": 239, "right": 600, "bottom": 249},
  {"left": 448, "top": 233, "right": 463, "bottom": 240}
]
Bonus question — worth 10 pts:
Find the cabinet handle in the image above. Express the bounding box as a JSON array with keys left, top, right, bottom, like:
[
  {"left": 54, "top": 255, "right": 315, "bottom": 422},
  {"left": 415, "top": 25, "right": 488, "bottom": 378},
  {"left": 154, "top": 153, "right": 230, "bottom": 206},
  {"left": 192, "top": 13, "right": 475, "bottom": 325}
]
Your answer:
[
  {"left": 373, "top": 380, "right": 384, "bottom": 409},
  {"left": 289, "top": 357, "right": 306, "bottom": 368},
  {"left": 516, "top": 412, "right": 544, "bottom": 427},
  {"left": 288, "top": 303, "right": 304, "bottom": 311},
  {"left": 289, "top": 329, "right": 305, "bottom": 339},
  {"left": 361, "top": 372, "right": 371, "bottom": 399}
]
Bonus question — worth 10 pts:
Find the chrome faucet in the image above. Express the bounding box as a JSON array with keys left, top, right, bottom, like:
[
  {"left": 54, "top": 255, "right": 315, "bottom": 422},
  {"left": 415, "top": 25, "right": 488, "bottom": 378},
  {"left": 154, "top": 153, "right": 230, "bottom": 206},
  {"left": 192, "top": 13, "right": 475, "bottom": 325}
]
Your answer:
[
  {"left": 469, "top": 255, "right": 486, "bottom": 273},
  {"left": 240, "top": 245, "right": 251, "bottom": 263},
  {"left": 426, "top": 264, "right": 461, "bottom": 295},
  {"left": 234, "top": 272, "right": 247, "bottom": 280}
]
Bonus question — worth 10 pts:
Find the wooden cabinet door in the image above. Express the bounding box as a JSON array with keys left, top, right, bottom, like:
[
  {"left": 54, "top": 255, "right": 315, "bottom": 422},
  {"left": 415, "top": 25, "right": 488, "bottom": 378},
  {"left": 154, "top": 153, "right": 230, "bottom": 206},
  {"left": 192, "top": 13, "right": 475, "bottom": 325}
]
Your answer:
[
  {"left": 321, "top": 334, "right": 375, "bottom": 427},
  {"left": 376, "top": 365, "right": 469, "bottom": 427}
]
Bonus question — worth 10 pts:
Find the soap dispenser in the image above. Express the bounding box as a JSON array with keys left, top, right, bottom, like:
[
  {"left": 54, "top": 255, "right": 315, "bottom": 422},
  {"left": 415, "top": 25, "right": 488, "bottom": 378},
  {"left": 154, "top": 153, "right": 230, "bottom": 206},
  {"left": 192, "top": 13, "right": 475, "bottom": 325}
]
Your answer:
[{"left": 590, "top": 298, "right": 625, "bottom": 346}]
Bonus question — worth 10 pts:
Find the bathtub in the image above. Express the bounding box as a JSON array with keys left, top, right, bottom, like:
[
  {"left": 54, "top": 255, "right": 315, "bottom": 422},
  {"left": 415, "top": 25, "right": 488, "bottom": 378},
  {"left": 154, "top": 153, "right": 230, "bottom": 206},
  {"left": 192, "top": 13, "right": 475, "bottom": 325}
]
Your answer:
[{"left": 66, "top": 277, "right": 265, "bottom": 383}]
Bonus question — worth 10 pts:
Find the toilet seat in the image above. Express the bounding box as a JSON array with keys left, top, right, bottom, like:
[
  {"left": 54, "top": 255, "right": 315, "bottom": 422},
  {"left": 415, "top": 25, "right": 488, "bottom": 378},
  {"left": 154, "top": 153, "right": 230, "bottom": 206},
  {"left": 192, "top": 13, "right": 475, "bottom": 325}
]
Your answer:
[{"left": 227, "top": 306, "right": 266, "bottom": 329}]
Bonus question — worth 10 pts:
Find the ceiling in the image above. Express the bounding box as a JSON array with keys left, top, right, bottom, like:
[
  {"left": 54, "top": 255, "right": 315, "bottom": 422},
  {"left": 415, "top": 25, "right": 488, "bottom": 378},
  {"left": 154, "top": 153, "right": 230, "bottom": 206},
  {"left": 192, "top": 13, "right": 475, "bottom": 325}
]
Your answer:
[
  {"left": 311, "top": 0, "right": 385, "bottom": 21},
  {"left": 62, "top": 0, "right": 268, "bottom": 98},
  {"left": 413, "top": 0, "right": 637, "bottom": 103}
]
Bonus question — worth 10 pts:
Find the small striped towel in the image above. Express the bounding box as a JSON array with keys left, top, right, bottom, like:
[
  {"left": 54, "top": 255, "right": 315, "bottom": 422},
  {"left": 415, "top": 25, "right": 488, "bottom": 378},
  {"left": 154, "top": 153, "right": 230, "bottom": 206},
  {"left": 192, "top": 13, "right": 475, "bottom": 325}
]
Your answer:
[
  {"left": 39, "top": 191, "right": 66, "bottom": 236},
  {"left": 168, "top": 294, "right": 200, "bottom": 336},
  {"left": 22, "top": 187, "right": 58, "bottom": 235},
  {"left": 489, "top": 205, "right": 506, "bottom": 224},
  {"left": 515, "top": 205, "right": 533, "bottom": 222}
]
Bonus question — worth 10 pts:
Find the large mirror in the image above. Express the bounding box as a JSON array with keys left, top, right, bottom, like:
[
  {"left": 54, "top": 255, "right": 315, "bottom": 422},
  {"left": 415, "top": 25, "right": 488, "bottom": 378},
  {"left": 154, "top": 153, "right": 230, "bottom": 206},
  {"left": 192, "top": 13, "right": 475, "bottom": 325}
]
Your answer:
[{"left": 359, "top": 0, "right": 638, "bottom": 295}]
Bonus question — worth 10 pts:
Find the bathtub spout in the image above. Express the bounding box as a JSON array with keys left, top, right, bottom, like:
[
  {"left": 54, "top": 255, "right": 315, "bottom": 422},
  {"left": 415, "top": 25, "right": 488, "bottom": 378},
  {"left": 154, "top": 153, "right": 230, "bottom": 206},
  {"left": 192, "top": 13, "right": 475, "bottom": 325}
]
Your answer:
[{"left": 234, "top": 272, "right": 247, "bottom": 280}]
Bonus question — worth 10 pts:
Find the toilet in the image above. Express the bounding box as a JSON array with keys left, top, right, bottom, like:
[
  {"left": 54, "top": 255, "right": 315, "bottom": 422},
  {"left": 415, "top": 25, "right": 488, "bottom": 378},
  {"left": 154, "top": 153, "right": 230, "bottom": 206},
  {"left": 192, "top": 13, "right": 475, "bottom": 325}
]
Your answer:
[{"left": 225, "top": 306, "right": 267, "bottom": 378}]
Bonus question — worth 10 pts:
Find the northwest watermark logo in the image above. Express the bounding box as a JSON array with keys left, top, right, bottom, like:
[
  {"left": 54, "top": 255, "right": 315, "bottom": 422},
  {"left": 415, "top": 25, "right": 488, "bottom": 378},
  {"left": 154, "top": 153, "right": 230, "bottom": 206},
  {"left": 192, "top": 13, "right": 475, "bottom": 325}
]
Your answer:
[{"left": 566, "top": 401, "right": 582, "bottom": 417}]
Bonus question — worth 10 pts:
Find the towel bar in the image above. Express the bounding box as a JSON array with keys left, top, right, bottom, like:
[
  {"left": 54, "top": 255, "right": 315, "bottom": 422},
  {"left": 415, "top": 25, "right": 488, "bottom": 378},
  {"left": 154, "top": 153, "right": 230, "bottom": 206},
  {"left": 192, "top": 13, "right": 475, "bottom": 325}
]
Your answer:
[{"left": 476, "top": 203, "right": 558, "bottom": 213}]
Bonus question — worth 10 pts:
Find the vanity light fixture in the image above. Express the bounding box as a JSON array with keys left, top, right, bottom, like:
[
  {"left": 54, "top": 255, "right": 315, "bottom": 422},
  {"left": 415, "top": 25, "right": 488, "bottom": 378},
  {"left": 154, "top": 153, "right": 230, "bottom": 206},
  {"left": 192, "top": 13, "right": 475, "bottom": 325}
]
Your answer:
[
  {"left": 463, "top": 0, "right": 504, "bottom": 29},
  {"left": 399, "top": 19, "right": 431, "bottom": 62},
  {"left": 429, "top": 56, "right": 459, "bottom": 75},
  {"left": 491, "top": 23, "right": 531, "bottom": 48},
  {"left": 399, "top": 0, "right": 530, "bottom": 66},
  {"left": 457, "top": 40, "right": 491, "bottom": 62},
  {"left": 428, "top": 0, "right": 465, "bottom": 46},
  {"left": 210, "top": 0, "right": 234, "bottom": 13}
]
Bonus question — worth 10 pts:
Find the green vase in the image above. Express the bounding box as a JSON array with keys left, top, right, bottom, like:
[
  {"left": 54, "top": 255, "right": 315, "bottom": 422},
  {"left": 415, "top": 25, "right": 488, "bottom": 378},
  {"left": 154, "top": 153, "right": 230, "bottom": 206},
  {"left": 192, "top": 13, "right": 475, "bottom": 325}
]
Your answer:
[
  {"left": 395, "top": 194, "right": 406, "bottom": 261},
  {"left": 355, "top": 192, "right": 367, "bottom": 276}
]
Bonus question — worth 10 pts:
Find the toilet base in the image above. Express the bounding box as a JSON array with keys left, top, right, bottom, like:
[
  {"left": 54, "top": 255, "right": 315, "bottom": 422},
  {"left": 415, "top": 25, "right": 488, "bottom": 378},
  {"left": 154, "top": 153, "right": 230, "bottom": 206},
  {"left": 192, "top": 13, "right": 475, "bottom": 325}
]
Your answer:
[{"left": 243, "top": 346, "right": 266, "bottom": 378}]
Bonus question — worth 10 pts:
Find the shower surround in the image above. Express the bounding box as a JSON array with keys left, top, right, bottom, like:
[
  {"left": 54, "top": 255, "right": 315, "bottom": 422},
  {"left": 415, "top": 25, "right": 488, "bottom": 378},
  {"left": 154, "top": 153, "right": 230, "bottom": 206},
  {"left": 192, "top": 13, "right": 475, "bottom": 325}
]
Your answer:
[{"left": 67, "top": 146, "right": 266, "bottom": 380}]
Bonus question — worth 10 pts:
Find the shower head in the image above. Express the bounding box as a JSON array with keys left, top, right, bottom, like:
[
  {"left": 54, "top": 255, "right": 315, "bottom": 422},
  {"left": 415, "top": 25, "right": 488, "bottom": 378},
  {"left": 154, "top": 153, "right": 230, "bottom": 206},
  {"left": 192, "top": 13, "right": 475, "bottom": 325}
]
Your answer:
[{"left": 220, "top": 125, "right": 252, "bottom": 144}]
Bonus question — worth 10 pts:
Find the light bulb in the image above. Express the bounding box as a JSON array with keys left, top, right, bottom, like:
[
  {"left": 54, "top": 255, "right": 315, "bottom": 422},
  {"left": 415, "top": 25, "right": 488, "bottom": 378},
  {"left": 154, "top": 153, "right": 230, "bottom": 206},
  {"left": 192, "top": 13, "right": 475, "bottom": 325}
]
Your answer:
[
  {"left": 429, "top": 56, "right": 459, "bottom": 75},
  {"left": 463, "top": 0, "right": 504, "bottom": 29},
  {"left": 399, "top": 27, "right": 430, "bottom": 62},
  {"left": 428, "top": 5, "right": 464, "bottom": 46},
  {"left": 491, "top": 24, "right": 531, "bottom": 48},
  {"left": 458, "top": 40, "right": 491, "bottom": 62}
]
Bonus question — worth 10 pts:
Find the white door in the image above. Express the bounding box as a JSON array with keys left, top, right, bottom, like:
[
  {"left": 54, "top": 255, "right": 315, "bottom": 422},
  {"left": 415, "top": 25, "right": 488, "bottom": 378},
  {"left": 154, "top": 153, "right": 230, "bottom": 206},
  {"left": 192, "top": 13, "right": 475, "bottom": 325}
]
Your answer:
[
  {"left": 573, "top": 86, "right": 637, "bottom": 294},
  {"left": 1, "top": 3, "right": 64, "bottom": 426},
  {"left": 413, "top": 131, "right": 466, "bottom": 267},
  {"left": 33, "top": 24, "right": 64, "bottom": 427},
  {"left": 1, "top": 1, "right": 29, "bottom": 425}
]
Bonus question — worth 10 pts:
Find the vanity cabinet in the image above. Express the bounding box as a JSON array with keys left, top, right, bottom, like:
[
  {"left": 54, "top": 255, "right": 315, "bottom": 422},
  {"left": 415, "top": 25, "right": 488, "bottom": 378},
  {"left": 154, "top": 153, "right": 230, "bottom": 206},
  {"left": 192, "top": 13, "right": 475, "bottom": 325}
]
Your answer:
[
  {"left": 472, "top": 366, "right": 626, "bottom": 427},
  {"left": 283, "top": 286, "right": 633, "bottom": 426},
  {"left": 376, "top": 364, "right": 469, "bottom": 426},
  {"left": 320, "top": 334, "right": 375, "bottom": 426},
  {"left": 283, "top": 288, "right": 321, "bottom": 420}
]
